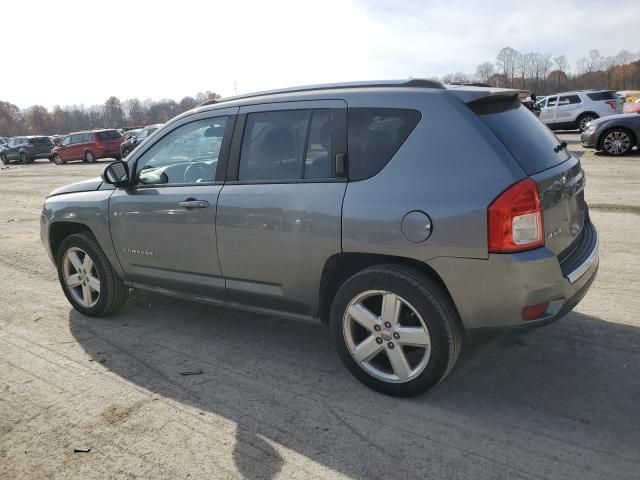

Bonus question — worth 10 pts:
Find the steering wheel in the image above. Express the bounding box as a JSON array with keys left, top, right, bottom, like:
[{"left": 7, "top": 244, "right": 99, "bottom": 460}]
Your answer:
[{"left": 184, "top": 162, "right": 211, "bottom": 183}]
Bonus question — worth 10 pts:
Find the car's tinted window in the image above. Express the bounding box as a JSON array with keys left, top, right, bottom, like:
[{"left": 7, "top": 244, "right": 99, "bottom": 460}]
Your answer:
[
  {"left": 587, "top": 91, "right": 616, "bottom": 101},
  {"left": 239, "top": 110, "right": 309, "bottom": 181},
  {"left": 472, "top": 99, "right": 569, "bottom": 175},
  {"left": 70, "top": 134, "right": 84, "bottom": 144},
  {"left": 347, "top": 108, "right": 421, "bottom": 180},
  {"left": 136, "top": 117, "right": 227, "bottom": 185},
  {"left": 32, "top": 137, "right": 53, "bottom": 145},
  {"left": 546, "top": 96, "right": 558, "bottom": 107},
  {"left": 97, "top": 130, "right": 121, "bottom": 140},
  {"left": 305, "top": 109, "right": 336, "bottom": 179},
  {"left": 82, "top": 133, "right": 93, "bottom": 143},
  {"left": 559, "top": 95, "right": 581, "bottom": 104}
]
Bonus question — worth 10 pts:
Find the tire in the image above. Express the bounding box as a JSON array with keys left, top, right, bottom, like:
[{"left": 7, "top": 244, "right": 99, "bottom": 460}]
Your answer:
[
  {"left": 577, "top": 113, "right": 598, "bottom": 132},
  {"left": 19, "top": 152, "right": 28, "bottom": 164},
  {"left": 53, "top": 154, "right": 64, "bottom": 165},
  {"left": 121, "top": 147, "right": 131, "bottom": 158},
  {"left": 598, "top": 128, "right": 636, "bottom": 156},
  {"left": 49, "top": 156, "right": 55, "bottom": 163},
  {"left": 330, "top": 264, "right": 462, "bottom": 397},
  {"left": 84, "top": 151, "right": 96, "bottom": 163},
  {"left": 56, "top": 232, "right": 128, "bottom": 316},
  {"left": 1, "top": 155, "right": 7, "bottom": 165}
]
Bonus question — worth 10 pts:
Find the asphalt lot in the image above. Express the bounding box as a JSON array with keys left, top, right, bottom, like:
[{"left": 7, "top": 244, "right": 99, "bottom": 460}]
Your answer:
[{"left": 1, "top": 133, "right": 639, "bottom": 479}]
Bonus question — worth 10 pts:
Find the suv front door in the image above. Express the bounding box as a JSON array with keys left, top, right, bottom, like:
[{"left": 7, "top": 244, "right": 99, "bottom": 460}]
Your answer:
[
  {"left": 539, "top": 95, "right": 559, "bottom": 125},
  {"left": 109, "top": 108, "right": 237, "bottom": 298},
  {"left": 216, "top": 101, "right": 347, "bottom": 318}
]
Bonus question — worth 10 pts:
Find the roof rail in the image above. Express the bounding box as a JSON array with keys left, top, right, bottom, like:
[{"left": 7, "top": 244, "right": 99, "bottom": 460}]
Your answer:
[{"left": 198, "top": 78, "right": 444, "bottom": 107}]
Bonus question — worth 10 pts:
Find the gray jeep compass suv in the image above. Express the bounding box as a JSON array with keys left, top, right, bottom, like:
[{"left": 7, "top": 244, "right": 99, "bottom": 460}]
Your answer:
[{"left": 41, "top": 80, "right": 599, "bottom": 396}]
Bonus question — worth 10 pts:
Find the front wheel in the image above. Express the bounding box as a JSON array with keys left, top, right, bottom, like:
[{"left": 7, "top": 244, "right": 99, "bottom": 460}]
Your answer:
[
  {"left": 600, "top": 128, "right": 635, "bottom": 156},
  {"left": 53, "top": 154, "right": 64, "bottom": 165},
  {"left": 1, "top": 155, "right": 7, "bottom": 165},
  {"left": 57, "top": 232, "right": 128, "bottom": 316},
  {"left": 330, "top": 265, "right": 462, "bottom": 397},
  {"left": 121, "top": 147, "right": 131, "bottom": 158},
  {"left": 19, "top": 152, "right": 28, "bottom": 164}
]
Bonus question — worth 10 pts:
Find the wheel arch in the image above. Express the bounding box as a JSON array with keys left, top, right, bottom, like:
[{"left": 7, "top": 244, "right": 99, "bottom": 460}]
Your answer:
[
  {"left": 49, "top": 221, "right": 94, "bottom": 261},
  {"left": 317, "top": 252, "right": 458, "bottom": 326}
]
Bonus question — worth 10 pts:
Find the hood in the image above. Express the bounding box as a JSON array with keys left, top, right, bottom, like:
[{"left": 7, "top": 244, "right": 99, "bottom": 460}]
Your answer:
[
  {"left": 48, "top": 176, "right": 103, "bottom": 197},
  {"left": 592, "top": 112, "right": 639, "bottom": 125}
]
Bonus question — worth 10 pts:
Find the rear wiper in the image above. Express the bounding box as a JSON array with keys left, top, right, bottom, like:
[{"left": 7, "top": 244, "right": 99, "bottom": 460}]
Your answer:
[{"left": 553, "top": 141, "right": 567, "bottom": 153}]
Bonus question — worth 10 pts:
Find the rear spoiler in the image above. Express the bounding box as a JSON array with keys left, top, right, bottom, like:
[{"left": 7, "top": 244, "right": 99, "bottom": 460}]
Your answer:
[{"left": 445, "top": 85, "right": 521, "bottom": 104}]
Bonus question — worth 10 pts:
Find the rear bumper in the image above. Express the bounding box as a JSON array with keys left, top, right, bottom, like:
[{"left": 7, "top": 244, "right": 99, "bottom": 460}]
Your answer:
[{"left": 428, "top": 222, "right": 599, "bottom": 330}]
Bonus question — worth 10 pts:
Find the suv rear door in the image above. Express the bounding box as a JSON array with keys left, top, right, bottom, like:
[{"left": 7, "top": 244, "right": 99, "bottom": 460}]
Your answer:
[
  {"left": 108, "top": 108, "right": 236, "bottom": 298},
  {"left": 471, "top": 96, "right": 587, "bottom": 256},
  {"left": 555, "top": 94, "right": 582, "bottom": 124},
  {"left": 539, "top": 95, "right": 559, "bottom": 125},
  {"left": 216, "top": 100, "right": 347, "bottom": 317}
]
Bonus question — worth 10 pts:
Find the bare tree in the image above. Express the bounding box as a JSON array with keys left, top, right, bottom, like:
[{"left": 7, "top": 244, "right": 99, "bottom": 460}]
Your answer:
[
  {"left": 125, "top": 98, "right": 146, "bottom": 126},
  {"left": 103, "top": 96, "right": 125, "bottom": 128},
  {"left": 475, "top": 62, "right": 494, "bottom": 83},
  {"left": 496, "top": 46, "right": 519, "bottom": 87},
  {"left": 553, "top": 55, "right": 569, "bottom": 73}
]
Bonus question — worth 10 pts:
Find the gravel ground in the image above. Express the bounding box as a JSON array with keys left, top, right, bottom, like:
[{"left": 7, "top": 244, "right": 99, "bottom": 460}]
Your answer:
[{"left": 1, "top": 133, "right": 639, "bottom": 479}]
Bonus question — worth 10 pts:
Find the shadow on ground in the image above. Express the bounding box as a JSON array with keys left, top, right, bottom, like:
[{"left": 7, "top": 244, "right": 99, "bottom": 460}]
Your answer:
[{"left": 69, "top": 291, "right": 640, "bottom": 479}]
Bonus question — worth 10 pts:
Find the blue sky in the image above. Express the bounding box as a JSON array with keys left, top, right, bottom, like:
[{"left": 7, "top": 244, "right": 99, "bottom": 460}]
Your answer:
[{"left": 3, "top": 0, "right": 639, "bottom": 108}]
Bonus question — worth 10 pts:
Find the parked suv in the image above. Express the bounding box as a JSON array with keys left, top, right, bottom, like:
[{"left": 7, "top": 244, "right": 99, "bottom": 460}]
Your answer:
[
  {"left": 120, "top": 124, "right": 162, "bottom": 158},
  {"left": 41, "top": 80, "right": 599, "bottom": 396},
  {"left": 51, "top": 129, "right": 123, "bottom": 165},
  {"left": 1, "top": 136, "right": 54, "bottom": 164},
  {"left": 536, "top": 90, "right": 622, "bottom": 131}
]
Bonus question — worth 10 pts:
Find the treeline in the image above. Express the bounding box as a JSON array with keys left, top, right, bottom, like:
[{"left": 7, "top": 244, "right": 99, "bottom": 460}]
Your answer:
[
  {"left": 0, "top": 91, "right": 220, "bottom": 137},
  {"left": 443, "top": 48, "right": 640, "bottom": 95}
]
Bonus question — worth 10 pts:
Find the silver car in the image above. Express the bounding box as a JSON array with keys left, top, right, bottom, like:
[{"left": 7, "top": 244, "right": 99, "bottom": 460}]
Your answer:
[{"left": 41, "top": 80, "right": 599, "bottom": 396}]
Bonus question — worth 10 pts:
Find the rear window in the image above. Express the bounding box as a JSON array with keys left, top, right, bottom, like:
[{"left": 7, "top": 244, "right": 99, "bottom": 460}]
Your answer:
[
  {"left": 587, "top": 91, "right": 616, "bottom": 101},
  {"left": 32, "top": 137, "right": 53, "bottom": 145},
  {"left": 471, "top": 98, "right": 569, "bottom": 175},
  {"left": 348, "top": 108, "right": 421, "bottom": 180},
  {"left": 97, "top": 130, "right": 122, "bottom": 140}
]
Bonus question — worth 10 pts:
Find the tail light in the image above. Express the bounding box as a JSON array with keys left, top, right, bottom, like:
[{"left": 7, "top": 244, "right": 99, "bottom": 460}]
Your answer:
[
  {"left": 605, "top": 99, "right": 617, "bottom": 109},
  {"left": 488, "top": 178, "right": 544, "bottom": 253}
]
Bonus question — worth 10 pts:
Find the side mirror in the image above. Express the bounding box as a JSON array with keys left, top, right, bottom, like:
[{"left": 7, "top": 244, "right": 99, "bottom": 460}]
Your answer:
[{"left": 102, "top": 161, "right": 130, "bottom": 187}]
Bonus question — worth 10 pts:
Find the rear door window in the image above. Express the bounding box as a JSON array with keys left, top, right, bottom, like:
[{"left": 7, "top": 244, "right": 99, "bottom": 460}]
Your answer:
[
  {"left": 471, "top": 98, "right": 570, "bottom": 175},
  {"left": 347, "top": 108, "right": 421, "bottom": 180},
  {"left": 239, "top": 110, "right": 309, "bottom": 181},
  {"left": 82, "top": 133, "right": 93, "bottom": 143},
  {"left": 559, "top": 95, "right": 581, "bottom": 105}
]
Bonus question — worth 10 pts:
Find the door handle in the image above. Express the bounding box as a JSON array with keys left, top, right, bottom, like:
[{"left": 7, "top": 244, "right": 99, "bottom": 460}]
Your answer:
[{"left": 178, "top": 199, "right": 209, "bottom": 209}]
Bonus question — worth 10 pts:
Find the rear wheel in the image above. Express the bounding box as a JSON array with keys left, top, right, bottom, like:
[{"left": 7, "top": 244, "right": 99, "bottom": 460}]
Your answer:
[
  {"left": 330, "top": 264, "right": 462, "bottom": 397},
  {"left": 578, "top": 113, "right": 598, "bottom": 132},
  {"left": 599, "top": 128, "right": 635, "bottom": 156},
  {"left": 57, "top": 232, "right": 128, "bottom": 316},
  {"left": 85, "top": 151, "right": 96, "bottom": 163}
]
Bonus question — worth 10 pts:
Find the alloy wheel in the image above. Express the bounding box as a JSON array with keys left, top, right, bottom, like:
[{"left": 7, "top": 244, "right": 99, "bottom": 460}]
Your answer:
[
  {"left": 603, "top": 131, "right": 631, "bottom": 155},
  {"left": 54, "top": 155, "right": 64, "bottom": 165},
  {"left": 579, "top": 116, "right": 594, "bottom": 132},
  {"left": 86, "top": 152, "right": 95, "bottom": 163},
  {"left": 343, "top": 290, "right": 431, "bottom": 383},
  {"left": 62, "top": 247, "right": 101, "bottom": 308}
]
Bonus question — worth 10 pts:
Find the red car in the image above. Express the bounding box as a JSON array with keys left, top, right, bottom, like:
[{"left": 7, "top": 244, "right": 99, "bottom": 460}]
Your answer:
[{"left": 52, "top": 129, "right": 123, "bottom": 165}]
